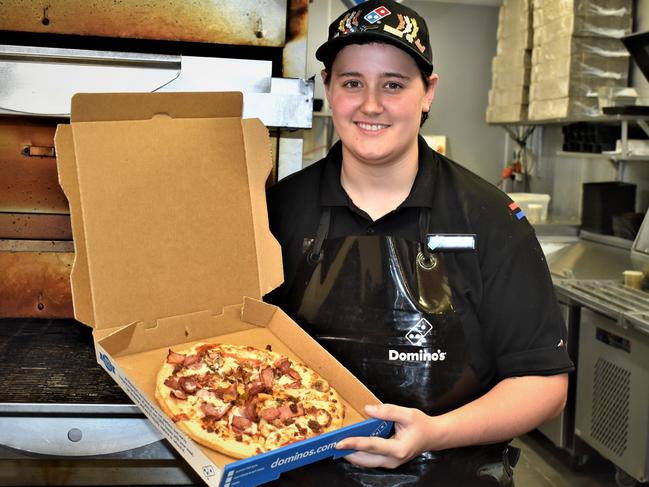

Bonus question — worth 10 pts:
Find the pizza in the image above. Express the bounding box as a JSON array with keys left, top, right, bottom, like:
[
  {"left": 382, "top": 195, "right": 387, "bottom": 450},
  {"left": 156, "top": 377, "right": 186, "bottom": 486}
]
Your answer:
[{"left": 155, "top": 342, "right": 345, "bottom": 458}]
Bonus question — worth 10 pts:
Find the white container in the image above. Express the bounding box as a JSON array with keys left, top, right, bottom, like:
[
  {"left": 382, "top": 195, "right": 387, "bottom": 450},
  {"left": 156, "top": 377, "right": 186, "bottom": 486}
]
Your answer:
[{"left": 507, "top": 193, "right": 551, "bottom": 222}]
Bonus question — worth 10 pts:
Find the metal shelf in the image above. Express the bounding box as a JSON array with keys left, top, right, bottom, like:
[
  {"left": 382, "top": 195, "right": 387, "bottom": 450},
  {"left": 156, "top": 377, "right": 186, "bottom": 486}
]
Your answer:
[
  {"left": 556, "top": 117, "right": 649, "bottom": 164},
  {"left": 557, "top": 151, "right": 649, "bottom": 162}
]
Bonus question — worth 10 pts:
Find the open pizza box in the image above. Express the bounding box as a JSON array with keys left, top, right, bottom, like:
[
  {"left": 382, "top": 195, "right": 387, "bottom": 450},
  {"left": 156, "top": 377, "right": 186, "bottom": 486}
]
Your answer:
[{"left": 54, "top": 92, "right": 392, "bottom": 487}]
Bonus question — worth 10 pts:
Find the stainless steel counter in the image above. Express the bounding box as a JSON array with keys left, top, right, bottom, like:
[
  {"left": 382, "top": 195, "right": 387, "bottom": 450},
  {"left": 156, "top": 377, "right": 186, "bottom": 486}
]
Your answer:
[{"left": 544, "top": 231, "right": 633, "bottom": 280}]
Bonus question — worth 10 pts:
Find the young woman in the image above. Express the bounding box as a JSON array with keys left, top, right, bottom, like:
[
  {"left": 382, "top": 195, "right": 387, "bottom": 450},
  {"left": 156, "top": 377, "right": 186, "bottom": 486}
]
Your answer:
[{"left": 265, "top": 1, "right": 573, "bottom": 485}]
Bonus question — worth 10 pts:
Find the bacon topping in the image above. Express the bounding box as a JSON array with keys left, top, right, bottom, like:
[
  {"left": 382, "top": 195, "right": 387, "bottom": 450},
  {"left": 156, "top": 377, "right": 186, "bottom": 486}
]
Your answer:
[
  {"left": 285, "top": 380, "right": 302, "bottom": 389},
  {"left": 179, "top": 377, "right": 198, "bottom": 394},
  {"left": 260, "top": 407, "right": 280, "bottom": 422},
  {"left": 166, "top": 349, "right": 186, "bottom": 365},
  {"left": 242, "top": 399, "right": 259, "bottom": 422},
  {"left": 261, "top": 367, "right": 274, "bottom": 388},
  {"left": 274, "top": 357, "right": 291, "bottom": 373},
  {"left": 196, "top": 389, "right": 218, "bottom": 401},
  {"left": 202, "top": 402, "right": 231, "bottom": 420},
  {"left": 278, "top": 403, "right": 304, "bottom": 422},
  {"left": 173, "top": 413, "right": 189, "bottom": 422},
  {"left": 183, "top": 354, "right": 200, "bottom": 368},
  {"left": 247, "top": 381, "right": 265, "bottom": 397},
  {"left": 231, "top": 415, "right": 252, "bottom": 432},
  {"left": 171, "top": 389, "right": 187, "bottom": 400},
  {"left": 164, "top": 376, "right": 180, "bottom": 390},
  {"left": 273, "top": 357, "right": 302, "bottom": 383},
  {"left": 197, "top": 343, "right": 217, "bottom": 355},
  {"left": 215, "top": 383, "right": 238, "bottom": 402}
]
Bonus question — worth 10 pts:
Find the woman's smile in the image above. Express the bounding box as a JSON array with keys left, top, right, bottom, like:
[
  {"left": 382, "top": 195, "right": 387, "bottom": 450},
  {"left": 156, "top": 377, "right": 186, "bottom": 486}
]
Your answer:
[{"left": 355, "top": 121, "right": 391, "bottom": 133}]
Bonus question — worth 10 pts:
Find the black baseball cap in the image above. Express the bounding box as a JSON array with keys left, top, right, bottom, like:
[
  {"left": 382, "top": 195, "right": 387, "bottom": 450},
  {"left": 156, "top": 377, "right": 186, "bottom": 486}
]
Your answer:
[{"left": 315, "top": 0, "right": 434, "bottom": 75}]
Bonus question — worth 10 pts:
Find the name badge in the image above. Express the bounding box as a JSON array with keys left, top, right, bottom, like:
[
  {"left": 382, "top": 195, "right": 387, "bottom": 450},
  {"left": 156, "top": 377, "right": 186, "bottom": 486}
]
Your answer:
[{"left": 427, "top": 234, "right": 476, "bottom": 252}]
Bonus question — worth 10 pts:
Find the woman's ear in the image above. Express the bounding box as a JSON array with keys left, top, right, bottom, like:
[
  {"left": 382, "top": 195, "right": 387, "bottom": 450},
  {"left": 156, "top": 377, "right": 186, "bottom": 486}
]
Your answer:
[
  {"left": 322, "top": 69, "right": 333, "bottom": 108},
  {"left": 424, "top": 73, "right": 439, "bottom": 112}
]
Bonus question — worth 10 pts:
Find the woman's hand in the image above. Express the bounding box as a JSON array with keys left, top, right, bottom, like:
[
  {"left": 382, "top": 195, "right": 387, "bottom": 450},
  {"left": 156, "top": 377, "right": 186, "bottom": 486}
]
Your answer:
[
  {"left": 335, "top": 404, "right": 436, "bottom": 469},
  {"left": 334, "top": 374, "right": 569, "bottom": 469}
]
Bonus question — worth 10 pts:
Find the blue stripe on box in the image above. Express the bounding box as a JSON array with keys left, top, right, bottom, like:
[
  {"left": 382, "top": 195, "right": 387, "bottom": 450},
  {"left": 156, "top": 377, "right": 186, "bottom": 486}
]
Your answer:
[{"left": 221, "top": 418, "right": 393, "bottom": 486}]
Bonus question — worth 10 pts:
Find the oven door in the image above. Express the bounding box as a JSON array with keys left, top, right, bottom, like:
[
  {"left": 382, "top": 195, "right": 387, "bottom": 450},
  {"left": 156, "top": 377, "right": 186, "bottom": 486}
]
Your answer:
[{"left": 0, "top": 318, "right": 200, "bottom": 485}]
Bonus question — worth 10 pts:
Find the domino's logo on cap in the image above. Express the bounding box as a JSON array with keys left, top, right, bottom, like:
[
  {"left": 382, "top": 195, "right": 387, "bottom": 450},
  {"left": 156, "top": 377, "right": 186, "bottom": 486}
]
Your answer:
[{"left": 364, "top": 6, "right": 391, "bottom": 24}]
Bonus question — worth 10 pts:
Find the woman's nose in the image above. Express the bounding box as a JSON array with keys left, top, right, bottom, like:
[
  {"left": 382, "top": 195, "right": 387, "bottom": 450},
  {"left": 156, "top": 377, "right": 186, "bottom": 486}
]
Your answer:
[{"left": 360, "top": 88, "right": 383, "bottom": 115}]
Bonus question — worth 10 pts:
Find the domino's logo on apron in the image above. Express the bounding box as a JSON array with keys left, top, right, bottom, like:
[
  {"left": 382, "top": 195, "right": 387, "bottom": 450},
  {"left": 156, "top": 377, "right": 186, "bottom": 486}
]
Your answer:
[{"left": 388, "top": 318, "right": 448, "bottom": 362}]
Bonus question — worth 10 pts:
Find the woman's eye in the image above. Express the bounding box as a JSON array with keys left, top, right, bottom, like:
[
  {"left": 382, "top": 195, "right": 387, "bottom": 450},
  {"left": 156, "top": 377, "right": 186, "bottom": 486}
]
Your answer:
[
  {"left": 385, "top": 82, "right": 403, "bottom": 90},
  {"left": 343, "top": 80, "right": 361, "bottom": 88}
]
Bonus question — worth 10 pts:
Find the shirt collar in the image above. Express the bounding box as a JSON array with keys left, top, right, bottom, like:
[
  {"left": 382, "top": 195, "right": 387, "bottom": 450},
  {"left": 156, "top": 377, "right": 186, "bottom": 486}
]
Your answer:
[{"left": 319, "top": 136, "right": 436, "bottom": 209}]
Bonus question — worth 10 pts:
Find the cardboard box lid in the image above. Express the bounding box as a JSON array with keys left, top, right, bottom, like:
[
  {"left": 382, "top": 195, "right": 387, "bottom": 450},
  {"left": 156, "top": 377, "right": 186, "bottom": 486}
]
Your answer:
[{"left": 55, "top": 92, "right": 283, "bottom": 331}]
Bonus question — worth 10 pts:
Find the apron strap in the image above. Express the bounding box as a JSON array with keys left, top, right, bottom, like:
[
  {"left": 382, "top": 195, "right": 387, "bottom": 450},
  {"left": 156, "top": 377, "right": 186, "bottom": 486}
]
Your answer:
[
  {"left": 307, "top": 207, "right": 331, "bottom": 265},
  {"left": 418, "top": 207, "right": 433, "bottom": 259}
]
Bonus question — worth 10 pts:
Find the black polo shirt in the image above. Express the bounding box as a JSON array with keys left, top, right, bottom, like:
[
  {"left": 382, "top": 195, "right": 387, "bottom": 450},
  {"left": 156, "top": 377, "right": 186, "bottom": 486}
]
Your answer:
[{"left": 266, "top": 136, "right": 574, "bottom": 388}]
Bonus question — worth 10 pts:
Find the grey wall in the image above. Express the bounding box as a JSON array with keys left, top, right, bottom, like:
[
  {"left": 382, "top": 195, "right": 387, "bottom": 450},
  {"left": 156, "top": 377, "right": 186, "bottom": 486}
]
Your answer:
[
  {"left": 411, "top": 1, "right": 505, "bottom": 182},
  {"left": 305, "top": 0, "right": 506, "bottom": 182}
]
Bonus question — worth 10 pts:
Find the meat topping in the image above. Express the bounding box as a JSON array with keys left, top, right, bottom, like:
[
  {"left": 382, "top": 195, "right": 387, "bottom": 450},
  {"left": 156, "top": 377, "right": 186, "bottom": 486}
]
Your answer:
[
  {"left": 260, "top": 407, "right": 280, "bottom": 422},
  {"left": 196, "top": 389, "right": 218, "bottom": 401},
  {"left": 247, "top": 381, "right": 265, "bottom": 397},
  {"left": 242, "top": 399, "right": 259, "bottom": 422},
  {"left": 202, "top": 402, "right": 231, "bottom": 420},
  {"left": 285, "top": 379, "right": 302, "bottom": 389},
  {"left": 307, "top": 419, "right": 322, "bottom": 433},
  {"left": 166, "top": 349, "right": 186, "bottom": 365},
  {"left": 183, "top": 354, "right": 200, "bottom": 368},
  {"left": 232, "top": 415, "right": 253, "bottom": 432},
  {"left": 179, "top": 377, "right": 198, "bottom": 394},
  {"left": 274, "top": 357, "right": 291, "bottom": 373},
  {"left": 278, "top": 403, "right": 304, "bottom": 421},
  {"left": 215, "top": 383, "right": 238, "bottom": 402},
  {"left": 171, "top": 389, "right": 187, "bottom": 400},
  {"left": 164, "top": 376, "right": 180, "bottom": 390},
  {"left": 261, "top": 367, "right": 274, "bottom": 388}
]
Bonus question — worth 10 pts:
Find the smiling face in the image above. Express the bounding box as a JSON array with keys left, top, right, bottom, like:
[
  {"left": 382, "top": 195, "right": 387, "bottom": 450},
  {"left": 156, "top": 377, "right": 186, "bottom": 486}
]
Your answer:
[{"left": 324, "top": 42, "right": 437, "bottom": 169}]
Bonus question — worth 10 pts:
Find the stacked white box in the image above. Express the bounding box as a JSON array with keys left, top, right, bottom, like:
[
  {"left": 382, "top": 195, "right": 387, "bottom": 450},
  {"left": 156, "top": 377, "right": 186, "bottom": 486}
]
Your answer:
[
  {"left": 528, "top": 0, "right": 632, "bottom": 121},
  {"left": 486, "top": 0, "right": 533, "bottom": 123}
]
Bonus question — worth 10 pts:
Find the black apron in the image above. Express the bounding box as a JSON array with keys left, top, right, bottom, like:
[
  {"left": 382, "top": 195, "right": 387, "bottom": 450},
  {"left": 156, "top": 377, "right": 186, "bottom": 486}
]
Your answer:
[{"left": 266, "top": 208, "right": 517, "bottom": 487}]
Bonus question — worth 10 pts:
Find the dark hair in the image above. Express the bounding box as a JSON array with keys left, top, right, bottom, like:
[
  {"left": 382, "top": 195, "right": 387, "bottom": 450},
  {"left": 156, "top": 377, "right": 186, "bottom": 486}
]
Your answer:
[{"left": 322, "top": 41, "right": 432, "bottom": 126}]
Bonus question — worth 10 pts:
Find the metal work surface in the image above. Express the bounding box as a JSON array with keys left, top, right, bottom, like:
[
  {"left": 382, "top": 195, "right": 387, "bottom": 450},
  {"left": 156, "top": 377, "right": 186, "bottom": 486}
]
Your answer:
[
  {"left": 546, "top": 234, "right": 633, "bottom": 280},
  {"left": 555, "top": 279, "right": 649, "bottom": 336},
  {"left": 0, "top": 318, "right": 130, "bottom": 404}
]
